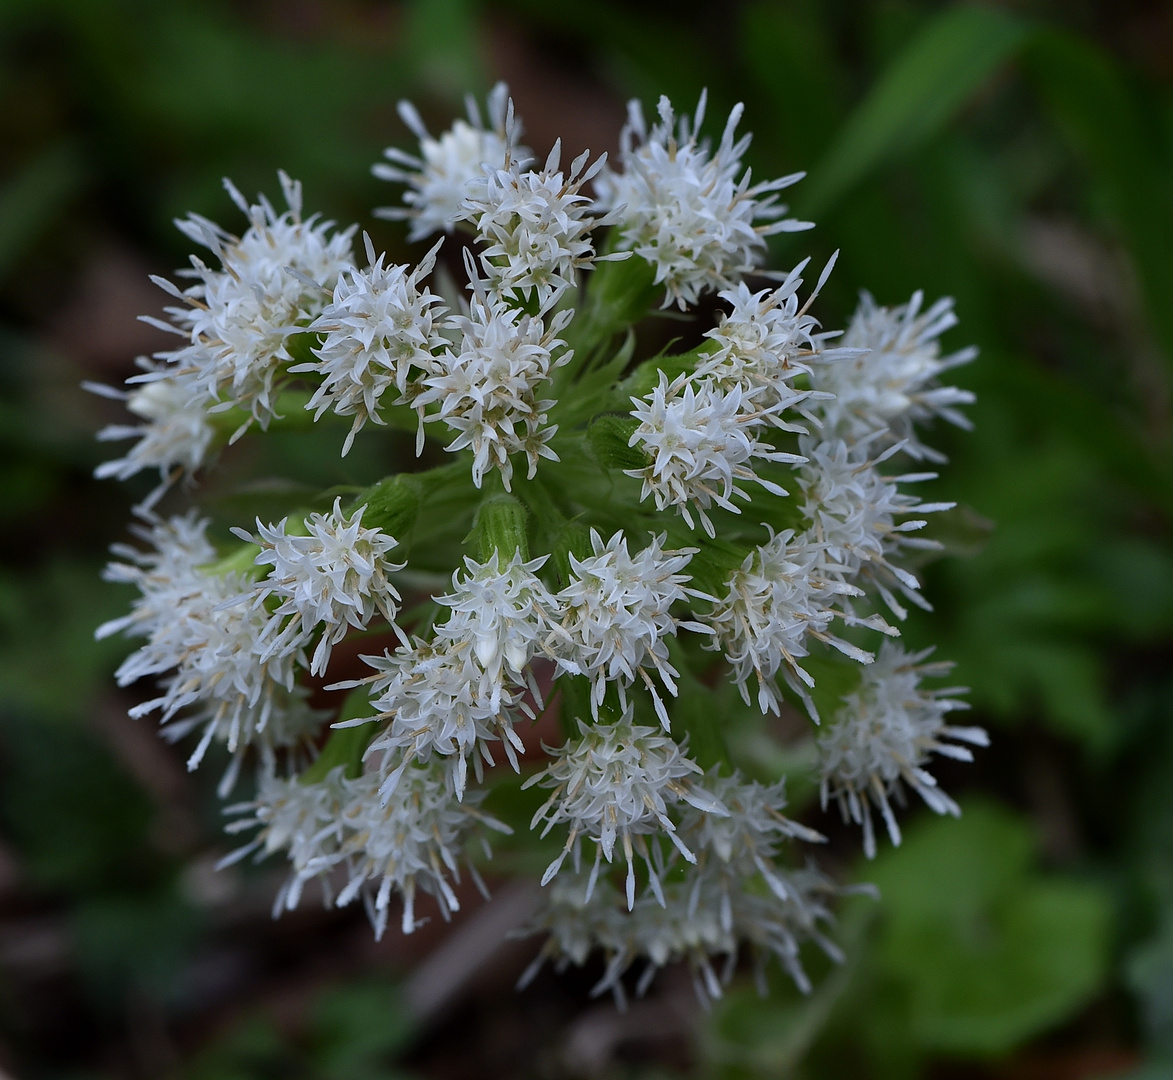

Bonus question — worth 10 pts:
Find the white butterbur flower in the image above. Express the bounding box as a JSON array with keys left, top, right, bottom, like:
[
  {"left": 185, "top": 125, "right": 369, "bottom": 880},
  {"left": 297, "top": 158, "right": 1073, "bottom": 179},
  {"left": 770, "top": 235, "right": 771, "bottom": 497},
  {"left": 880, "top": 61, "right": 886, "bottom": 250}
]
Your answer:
[
  {"left": 417, "top": 265, "right": 571, "bottom": 488},
  {"left": 374, "top": 82, "right": 531, "bottom": 241},
  {"left": 818, "top": 642, "right": 985, "bottom": 858},
  {"left": 812, "top": 290, "right": 976, "bottom": 459},
  {"left": 627, "top": 372, "right": 799, "bottom": 537},
  {"left": 96, "top": 513, "right": 218, "bottom": 645},
  {"left": 706, "top": 529, "right": 871, "bottom": 719},
  {"left": 222, "top": 767, "right": 350, "bottom": 912},
  {"left": 596, "top": 91, "right": 810, "bottom": 309},
  {"left": 698, "top": 257, "right": 847, "bottom": 412},
  {"left": 358, "top": 636, "right": 533, "bottom": 801},
  {"left": 525, "top": 710, "right": 727, "bottom": 909},
  {"left": 241, "top": 499, "right": 406, "bottom": 676},
  {"left": 521, "top": 861, "right": 841, "bottom": 1005},
  {"left": 297, "top": 237, "right": 447, "bottom": 454},
  {"left": 334, "top": 765, "right": 511, "bottom": 937},
  {"left": 90, "top": 363, "right": 215, "bottom": 508},
  {"left": 434, "top": 550, "right": 555, "bottom": 696},
  {"left": 553, "top": 530, "right": 709, "bottom": 728},
  {"left": 149, "top": 172, "right": 355, "bottom": 430},
  {"left": 463, "top": 140, "right": 621, "bottom": 308},
  {"left": 798, "top": 437, "right": 954, "bottom": 618},
  {"left": 681, "top": 773, "right": 824, "bottom": 899}
]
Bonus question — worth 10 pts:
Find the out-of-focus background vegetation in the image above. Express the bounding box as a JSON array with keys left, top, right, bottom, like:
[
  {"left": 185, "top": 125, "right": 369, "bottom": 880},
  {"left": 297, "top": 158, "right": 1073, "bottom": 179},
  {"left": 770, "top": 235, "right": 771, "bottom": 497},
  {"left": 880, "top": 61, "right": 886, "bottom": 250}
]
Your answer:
[{"left": 0, "top": 0, "right": 1170, "bottom": 1077}]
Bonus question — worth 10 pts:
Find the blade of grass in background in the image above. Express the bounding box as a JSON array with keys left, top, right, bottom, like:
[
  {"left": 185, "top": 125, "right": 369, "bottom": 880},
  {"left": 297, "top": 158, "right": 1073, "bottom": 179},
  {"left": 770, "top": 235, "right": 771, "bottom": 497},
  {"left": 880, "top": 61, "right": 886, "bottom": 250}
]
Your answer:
[{"left": 804, "top": 4, "right": 1030, "bottom": 215}]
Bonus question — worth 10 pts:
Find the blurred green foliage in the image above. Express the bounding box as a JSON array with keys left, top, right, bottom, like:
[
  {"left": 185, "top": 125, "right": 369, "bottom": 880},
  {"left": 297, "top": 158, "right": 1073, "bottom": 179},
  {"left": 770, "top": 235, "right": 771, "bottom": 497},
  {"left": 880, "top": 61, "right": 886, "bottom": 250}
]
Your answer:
[{"left": 0, "top": 0, "right": 1170, "bottom": 1077}]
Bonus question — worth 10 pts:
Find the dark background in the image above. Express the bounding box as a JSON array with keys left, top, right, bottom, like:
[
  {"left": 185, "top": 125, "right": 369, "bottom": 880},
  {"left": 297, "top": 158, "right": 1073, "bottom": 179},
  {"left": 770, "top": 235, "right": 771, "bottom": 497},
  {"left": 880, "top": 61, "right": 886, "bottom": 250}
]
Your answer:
[{"left": 0, "top": 1, "right": 1171, "bottom": 1077}]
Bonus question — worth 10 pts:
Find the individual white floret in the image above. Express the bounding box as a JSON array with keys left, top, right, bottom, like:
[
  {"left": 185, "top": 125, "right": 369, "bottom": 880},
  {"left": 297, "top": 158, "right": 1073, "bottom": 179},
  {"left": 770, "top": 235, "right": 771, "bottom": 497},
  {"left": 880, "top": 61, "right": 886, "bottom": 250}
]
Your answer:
[
  {"left": 552, "top": 530, "right": 711, "bottom": 728},
  {"left": 626, "top": 372, "right": 799, "bottom": 538},
  {"left": 354, "top": 636, "right": 534, "bottom": 802},
  {"left": 704, "top": 529, "right": 873, "bottom": 719},
  {"left": 817, "top": 642, "right": 985, "bottom": 858},
  {"left": 296, "top": 236, "right": 447, "bottom": 454},
  {"left": 238, "top": 499, "right": 406, "bottom": 676},
  {"left": 595, "top": 90, "right": 810, "bottom": 309},
  {"left": 798, "top": 436, "right": 954, "bottom": 618},
  {"left": 89, "top": 362, "right": 215, "bottom": 509},
  {"left": 146, "top": 172, "right": 355, "bottom": 431},
  {"left": 434, "top": 550, "right": 555, "bottom": 701},
  {"left": 462, "top": 139, "right": 623, "bottom": 309},
  {"left": 524, "top": 711, "right": 727, "bottom": 909},
  {"left": 416, "top": 260, "right": 571, "bottom": 488},
  {"left": 812, "top": 290, "right": 976, "bottom": 460},
  {"left": 221, "top": 765, "right": 351, "bottom": 913},
  {"left": 374, "top": 82, "right": 532, "bottom": 241},
  {"left": 333, "top": 764, "right": 511, "bottom": 937}
]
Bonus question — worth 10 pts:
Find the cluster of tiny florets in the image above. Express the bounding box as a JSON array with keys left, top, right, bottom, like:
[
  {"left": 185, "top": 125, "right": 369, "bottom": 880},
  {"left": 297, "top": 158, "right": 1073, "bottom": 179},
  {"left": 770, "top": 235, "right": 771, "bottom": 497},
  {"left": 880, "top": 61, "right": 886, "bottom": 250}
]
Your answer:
[{"left": 95, "top": 84, "right": 983, "bottom": 1007}]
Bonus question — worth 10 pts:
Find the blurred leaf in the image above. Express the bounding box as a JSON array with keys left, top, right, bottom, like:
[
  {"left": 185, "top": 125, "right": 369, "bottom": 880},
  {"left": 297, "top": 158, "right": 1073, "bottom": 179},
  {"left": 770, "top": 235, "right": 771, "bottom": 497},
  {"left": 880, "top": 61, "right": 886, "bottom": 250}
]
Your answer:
[
  {"left": 402, "top": 0, "right": 486, "bottom": 101},
  {"left": 806, "top": 4, "right": 1029, "bottom": 214},
  {"left": 71, "top": 889, "right": 203, "bottom": 1006},
  {"left": 0, "top": 143, "right": 85, "bottom": 282},
  {"left": 1026, "top": 29, "right": 1173, "bottom": 366},
  {"left": 870, "top": 802, "right": 1111, "bottom": 1055},
  {"left": 311, "top": 978, "right": 415, "bottom": 1080}
]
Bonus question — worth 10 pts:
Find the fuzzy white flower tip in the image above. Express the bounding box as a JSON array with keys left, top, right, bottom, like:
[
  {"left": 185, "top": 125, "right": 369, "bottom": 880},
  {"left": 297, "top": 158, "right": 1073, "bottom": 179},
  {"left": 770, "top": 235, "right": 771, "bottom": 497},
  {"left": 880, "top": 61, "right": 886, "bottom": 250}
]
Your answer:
[
  {"left": 554, "top": 529, "right": 708, "bottom": 728},
  {"left": 416, "top": 269, "right": 571, "bottom": 489},
  {"left": 627, "top": 372, "right": 799, "bottom": 536},
  {"left": 817, "top": 642, "right": 979, "bottom": 858},
  {"left": 525, "top": 709, "right": 725, "bottom": 908},
  {"left": 705, "top": 528, "right": 864, "bottom": 719},
  {"left": 596, "top": 90, "right": 811, "bottom": 309},
  {"left": 157, "top": 172, "right": 356, "bottom": 430},
  {"left": 462, "top": 139, "right": 620, "bottom": 310},
  {"left": 297, "top": 237, "right": 447, "bottom": 454},
  {"left": 812, "top": 290, "right": 976, "bottom": 460},
  {"left": 242, "top": 499, "right": 406, "bottom": 676},
  {"left": 374, "top": 82, "right": 533, "bottom": 241}
]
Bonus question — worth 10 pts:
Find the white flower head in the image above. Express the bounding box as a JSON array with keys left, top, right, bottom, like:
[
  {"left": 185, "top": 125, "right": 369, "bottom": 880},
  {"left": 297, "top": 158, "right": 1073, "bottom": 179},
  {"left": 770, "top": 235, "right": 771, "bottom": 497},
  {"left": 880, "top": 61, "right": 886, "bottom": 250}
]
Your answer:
[
  {"left": 98, "top": 513, "right": 324, "bottom": 782},
  {"left": 90, "top": 362, "right": 214, "bottom": 509},
  {"left": 798, "top": 436, "right": 954, "bottom": 618},
  {"left": 149, "top": 172, "right": 355, "bottom": 431},
  {"left": 463, "top": 139, "right": 622, "bottom": 309},
  {"left": 333, "top": 765, "right": 511, "bottom": 937},
  {"left": 374, "top": 82, "right": 533, "bottom": 241},
  {"left": 705, "top": 528, "right": 872, "bottom": 718},
  {"left": 553, "top": 530, "right": 711, "bottom": 728},
  {"left": 596, "top": 90, "right": 811, "bottom": 309},
  {"left": 818, "top": 642, "right": 985, "bottom": 858},
  {"left": 240, "top": 499, "right": 406, "bottom": 676},
  {"left": 697, "top": 256, "right": 848, "bottom": 414},
  {"left": 96, "top": 512, "right": 218, "bottom": 644},
  {"left": 812, "top": 290, "right": 976, "bottom": 460},
  {"left": 681, "top": 772, "right": 824, "bottom": 891},
  {"left": 222, "top": 766, "right": 351, "bottom": 913},
  {"left": 359, "top": 636, "right": 534, "bottom": 802},
  {"left": 434, "top": 550, "right": 555, "bottom": 695},
  {"left": 297, "top": 236, "right": 447, "bottom": 454},
  {"left": 416, "top": 260, "right": 572, "bottom": 489},
  {"left": 524, "top": 710, "right": 727, "bottom": 909},
  {"left": 627, "top": 372, "right": 799, "bottom": 538}
]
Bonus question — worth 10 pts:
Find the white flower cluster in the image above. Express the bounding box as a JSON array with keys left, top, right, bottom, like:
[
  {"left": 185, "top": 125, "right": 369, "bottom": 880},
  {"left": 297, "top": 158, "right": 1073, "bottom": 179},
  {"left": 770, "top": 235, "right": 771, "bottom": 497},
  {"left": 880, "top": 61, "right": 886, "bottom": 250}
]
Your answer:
[{"left": 95, "top": 86, "right": 984, "bottom": 1005}]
